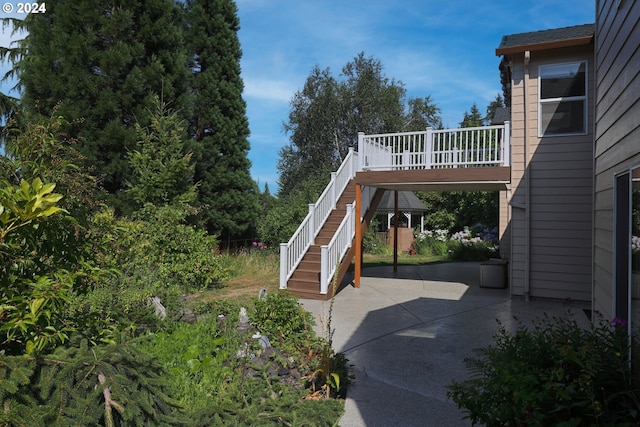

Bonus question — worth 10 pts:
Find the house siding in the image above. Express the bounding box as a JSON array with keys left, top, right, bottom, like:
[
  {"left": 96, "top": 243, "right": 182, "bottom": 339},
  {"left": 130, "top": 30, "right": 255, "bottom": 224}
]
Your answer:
[
  {"left": 593, "top": 0, "right": 640, "bottom": 321},
  {"left": 508, "top": 46, "right": 594, "bottom": 301}
]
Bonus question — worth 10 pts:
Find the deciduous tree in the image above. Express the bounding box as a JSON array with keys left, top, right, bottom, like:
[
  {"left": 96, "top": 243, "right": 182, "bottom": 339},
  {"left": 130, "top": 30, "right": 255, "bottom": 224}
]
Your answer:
[{"left": 278, "top": 52, "right": 441, "bottom": 198}]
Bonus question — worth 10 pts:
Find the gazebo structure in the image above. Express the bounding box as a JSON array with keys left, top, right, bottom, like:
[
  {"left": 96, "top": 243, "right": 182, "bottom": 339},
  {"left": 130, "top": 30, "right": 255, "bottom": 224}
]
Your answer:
[{"left": 375, "top": 190, "right": 427, "bottom": 233}]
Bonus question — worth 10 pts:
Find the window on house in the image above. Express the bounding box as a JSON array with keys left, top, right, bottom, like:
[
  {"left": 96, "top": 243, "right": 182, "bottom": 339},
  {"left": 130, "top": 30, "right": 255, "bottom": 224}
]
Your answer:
[{"left": 539, "top": 62, "right": 587, "bottom": 136}]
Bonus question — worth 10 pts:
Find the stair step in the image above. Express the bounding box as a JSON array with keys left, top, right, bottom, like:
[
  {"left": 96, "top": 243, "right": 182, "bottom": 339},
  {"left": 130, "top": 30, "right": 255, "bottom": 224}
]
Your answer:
[
  {"left": 298, "top": 259, "right": 320, "bottom": 269},
  {"left": 282, "top": 177, "right": 364, "bottom": 300},
  {"left": 291, "top": 268, "right": 320, "bottom": 282}
]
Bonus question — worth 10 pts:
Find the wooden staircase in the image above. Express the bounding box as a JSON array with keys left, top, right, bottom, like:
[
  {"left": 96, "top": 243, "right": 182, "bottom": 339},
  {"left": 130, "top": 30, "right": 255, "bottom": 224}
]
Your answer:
[{"left": 286, "top": 181, "right": 384, "bottom": 300}]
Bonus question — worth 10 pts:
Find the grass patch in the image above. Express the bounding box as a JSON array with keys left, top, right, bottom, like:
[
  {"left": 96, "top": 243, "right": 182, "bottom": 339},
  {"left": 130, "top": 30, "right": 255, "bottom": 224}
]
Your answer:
[
  {"left": 362, "top": 252, "right": 448, "bottom": 267},
  {"left": 188, "top": 250, "right": 280, "bottom": 304}
]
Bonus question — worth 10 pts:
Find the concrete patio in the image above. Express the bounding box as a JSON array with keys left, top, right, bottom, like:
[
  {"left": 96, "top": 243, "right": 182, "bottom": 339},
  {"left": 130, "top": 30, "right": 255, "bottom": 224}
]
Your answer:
[{"left": 301, "top": 261, "right": 591, "bottom": 427}]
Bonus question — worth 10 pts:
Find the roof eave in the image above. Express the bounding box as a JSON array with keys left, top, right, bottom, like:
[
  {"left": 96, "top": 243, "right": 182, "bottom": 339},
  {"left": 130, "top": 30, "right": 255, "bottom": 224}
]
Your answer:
[{"left": 495, "top": 35, "right": 594, "bottom": 56}]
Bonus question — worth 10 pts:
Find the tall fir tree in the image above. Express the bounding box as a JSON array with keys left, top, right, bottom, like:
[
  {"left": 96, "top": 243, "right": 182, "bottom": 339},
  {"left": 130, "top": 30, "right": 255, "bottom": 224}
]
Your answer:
[
  {"left": 11, "top": 1, "right": 190, "bottom": 202},
  {"left": 459, "top": 103, "right": 484, "bottom": 128},
  {"left": 184, "top": 0, "right": 258, "bottom": 242},
  {"left": 484, "top": 94, "right": 505, "bottom": 124}
]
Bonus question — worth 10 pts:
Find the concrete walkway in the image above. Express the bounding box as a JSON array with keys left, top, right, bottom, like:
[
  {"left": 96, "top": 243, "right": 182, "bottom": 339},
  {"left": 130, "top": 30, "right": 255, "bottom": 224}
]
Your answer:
[{"left": 301, "top": 262, "right": 590, "bottom": 427}]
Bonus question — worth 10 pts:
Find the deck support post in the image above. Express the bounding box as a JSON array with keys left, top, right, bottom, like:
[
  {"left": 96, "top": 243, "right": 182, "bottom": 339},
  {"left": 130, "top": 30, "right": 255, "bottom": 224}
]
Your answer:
[
  {"left": 393, "top": 190, "right": 398, "bottom": 272},
  {"left": 355, "top": 183, "right": 362, "bottom": 288}
]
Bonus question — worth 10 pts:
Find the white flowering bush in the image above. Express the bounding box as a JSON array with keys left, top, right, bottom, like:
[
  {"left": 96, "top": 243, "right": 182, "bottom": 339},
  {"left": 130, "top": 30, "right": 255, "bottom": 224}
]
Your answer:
[
  {"left": 449, "top": 224, "right": 498, "bottom": 261},
  {"left": 412, "top": 224, "right": 498, "bottom": 260},
  {"left": 413, "top": 228, "right": 450, "bottom": 256}
]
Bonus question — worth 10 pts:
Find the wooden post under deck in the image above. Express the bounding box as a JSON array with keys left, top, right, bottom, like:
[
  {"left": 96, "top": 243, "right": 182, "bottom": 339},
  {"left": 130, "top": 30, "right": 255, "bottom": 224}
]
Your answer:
[
  {"left": 393, "top": 190, "right": 398, "bottom": 272},
  {"left": 355, "top": 183, "right": 362, "bottom": 288}
]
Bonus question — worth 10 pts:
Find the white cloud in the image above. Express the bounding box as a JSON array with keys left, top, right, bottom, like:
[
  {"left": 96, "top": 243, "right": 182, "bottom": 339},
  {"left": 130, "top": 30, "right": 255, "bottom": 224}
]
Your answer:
[{"left": 243, "top": 77, "right": 295, "bottom": 103}]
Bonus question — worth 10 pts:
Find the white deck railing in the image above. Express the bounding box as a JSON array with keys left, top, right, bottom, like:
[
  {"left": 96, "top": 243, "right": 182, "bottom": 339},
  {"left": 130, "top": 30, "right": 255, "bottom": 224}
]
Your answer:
[
  {"left": 279, "top": 148, "right": 358, "bottom": 289},
  {"left": 319, "top": 185, "right": 377, "bottom": 294},
  {"left": 358, "top": 122, "right": 510, "bottom": 171}
]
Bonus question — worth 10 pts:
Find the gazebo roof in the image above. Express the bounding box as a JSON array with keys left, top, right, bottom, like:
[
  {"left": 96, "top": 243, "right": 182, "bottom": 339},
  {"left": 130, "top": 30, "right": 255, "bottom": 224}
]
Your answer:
[{"left": 376, "top": 190, "right": 427, "bottom": 213}]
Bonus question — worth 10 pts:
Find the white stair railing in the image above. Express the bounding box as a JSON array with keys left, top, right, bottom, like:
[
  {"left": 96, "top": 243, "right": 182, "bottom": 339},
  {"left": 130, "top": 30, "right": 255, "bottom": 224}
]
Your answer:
[
  {"left": 280, "top": 148, "right": 358, "bottom": 289},
  {"left": 320, "top": 185, "right": 377, "bottom": 294}
]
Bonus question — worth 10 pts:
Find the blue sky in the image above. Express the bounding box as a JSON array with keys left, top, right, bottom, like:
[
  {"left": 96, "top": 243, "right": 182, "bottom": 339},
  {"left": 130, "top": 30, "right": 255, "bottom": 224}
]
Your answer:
[
  {"left": 237, "top": 0, "right": 594, "bottom": 193},
  {"left": 1, "top": 1, "right": 594, "bottom": 193}
]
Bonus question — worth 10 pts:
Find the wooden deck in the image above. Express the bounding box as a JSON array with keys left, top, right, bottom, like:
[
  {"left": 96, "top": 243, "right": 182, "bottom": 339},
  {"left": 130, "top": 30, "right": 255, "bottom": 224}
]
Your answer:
[{"left": 355, "top": 166, "right": 511, "bottom": 191}]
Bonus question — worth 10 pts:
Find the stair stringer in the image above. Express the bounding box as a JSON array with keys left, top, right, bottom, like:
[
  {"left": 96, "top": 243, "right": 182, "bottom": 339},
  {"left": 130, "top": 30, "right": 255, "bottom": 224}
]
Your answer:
[{"left": 329, "top": 187, "right": 385, "bottom": 296}]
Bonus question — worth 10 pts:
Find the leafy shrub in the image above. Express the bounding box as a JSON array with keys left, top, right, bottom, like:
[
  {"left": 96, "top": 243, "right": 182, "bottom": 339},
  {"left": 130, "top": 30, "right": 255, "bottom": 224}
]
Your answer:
[
  {"left": 413, "top": 228, "right": 450, "bottom": 257},
  {"left": 257, "top": 177, "right": 327, "bottom": 246},
  {"left": 363, "top": 218, "right": 389, "bottom": 255},
  {"left": 76, "top": 205, "right": 231, "bottom": 331},
  {"left": 448, "top": 224, "right": 498, "bottom": 261},
  {"left": 139, "top": 313, "right": 237, "bottom": 412},
  {"left": 0, "top": 178, "right": 89, "bottom": 355},
  {"left": 448, "top": 313, "right": 640, "bottom": 426},
  {"left": 251, "top": 291, "right": 315, "bottom": 346}
]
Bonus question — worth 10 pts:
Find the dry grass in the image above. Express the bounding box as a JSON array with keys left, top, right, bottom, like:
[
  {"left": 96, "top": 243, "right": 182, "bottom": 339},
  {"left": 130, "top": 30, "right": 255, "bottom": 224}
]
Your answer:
[
  {"left": 190, "top": 250, "right": 447, "bottom": 306},
  {"left": 194, "top": 251, "right": 280, "bottom": 303}
]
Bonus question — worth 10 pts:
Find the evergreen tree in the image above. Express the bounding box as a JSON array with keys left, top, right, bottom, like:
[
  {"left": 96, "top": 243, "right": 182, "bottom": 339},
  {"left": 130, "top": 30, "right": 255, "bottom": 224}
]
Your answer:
[
  {"left": 126, "top": 96, "right": 196, "bottom": 212},
  {"left": 459, "top": 103, "right": 483, "bottom": 128},
  {"left": 484, "top": 93, "right": 505, "bottom": 124},
  {"left": 184, "top": 0, "right": 258, "bottom": 241},
  {"left": 0, "top": 338, "right": 187, "bottom": 426},
  {"left": 10, "top": 1, "right": 190, "bottom": 201}
]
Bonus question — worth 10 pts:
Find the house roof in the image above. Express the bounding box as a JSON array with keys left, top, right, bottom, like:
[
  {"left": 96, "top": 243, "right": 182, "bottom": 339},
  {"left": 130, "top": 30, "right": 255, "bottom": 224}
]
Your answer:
[
  {"left": 376, "top": 191, "right": 427, "bottom": 213},
  {"left": 490, "top": 107, "right": 511, "bottom": 125},
  {"left": 496, "top": 23, "right": 595, "bottom": 56}
]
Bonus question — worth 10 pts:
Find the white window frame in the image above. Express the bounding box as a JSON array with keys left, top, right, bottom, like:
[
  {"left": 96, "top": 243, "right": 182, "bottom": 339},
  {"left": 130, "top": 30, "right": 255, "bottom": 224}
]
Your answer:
[{"left": 538, "top": 61, "right": 588, "bottom": 137}]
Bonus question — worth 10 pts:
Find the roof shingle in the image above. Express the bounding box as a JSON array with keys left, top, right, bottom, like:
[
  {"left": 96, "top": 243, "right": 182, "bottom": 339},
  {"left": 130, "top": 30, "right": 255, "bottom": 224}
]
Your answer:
[{"left": 496, "top": 23, "right": 595, "bottom": 55}]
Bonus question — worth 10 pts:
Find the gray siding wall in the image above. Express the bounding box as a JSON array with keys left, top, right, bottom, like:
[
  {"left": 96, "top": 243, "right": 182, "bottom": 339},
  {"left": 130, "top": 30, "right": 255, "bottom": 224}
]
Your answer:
[
  {"left": 509, "top": 46, "right": 594, "bottom": 301},
  {"left": 593, "top": 0, "right": 640, "bottom": 320}
]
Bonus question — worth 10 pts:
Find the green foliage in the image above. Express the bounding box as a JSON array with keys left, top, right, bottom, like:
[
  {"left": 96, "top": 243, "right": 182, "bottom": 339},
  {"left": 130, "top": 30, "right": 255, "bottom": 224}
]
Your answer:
[
  {"left": 251, "top": 291, "right": 316, "bottom": 346},
  {"left": 9, "top": 0, "right": 190, "bottom": 198},
  {"left": 139, "top": 313, "right": 236, "bottom": 412},
  {"left": 363, "top": 218, "right": 390, "bottom": 255},
  {"left": 448, "top": 240, "right": 497, "bottom": 261},
  {"left": 140, "top": 293, "right": 345, "bottom": 425},
  {"left": 485, "top": 94, "right": 505, "bottom": 124},
  {"left": 278, "top": 52, "right": 441, "bottom": 198},
  {"left": 412, "top": 229, "right": 450, "bottom": 257},
  {"left": 459, "top": 103, "right": 484, "bottom": 128},
  {"left": 257, "top": 177, "right": 328, "bottom": 246},
  {"left": 417, "top": 191, "right": 498, "bottom": 232},
  {"left": 184, "top": 0, "right": 259, "bottom": 240},
  {"left": 0, "top": 178, "right": 64, "bottom": 242},
  {"left": 0, "top": 178, "right": 82, "bottom": 355},
  {"left": 76, "top": 206, "right": 230, "bottom": 331},
  {"left": 0, "top": 338, "right": 187, "bottom": 426},
  {"left": 0, "top": 355, "right": 39, "bottom": 426},
  {"left": 448, "top": 313, "right": 640, "bottom": 426},
  {"left": 1, "top": 113, "right": 101, "bottom": 221},
  {"left": 126, "top": 96, "right": 196, "bottom": 212}
]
